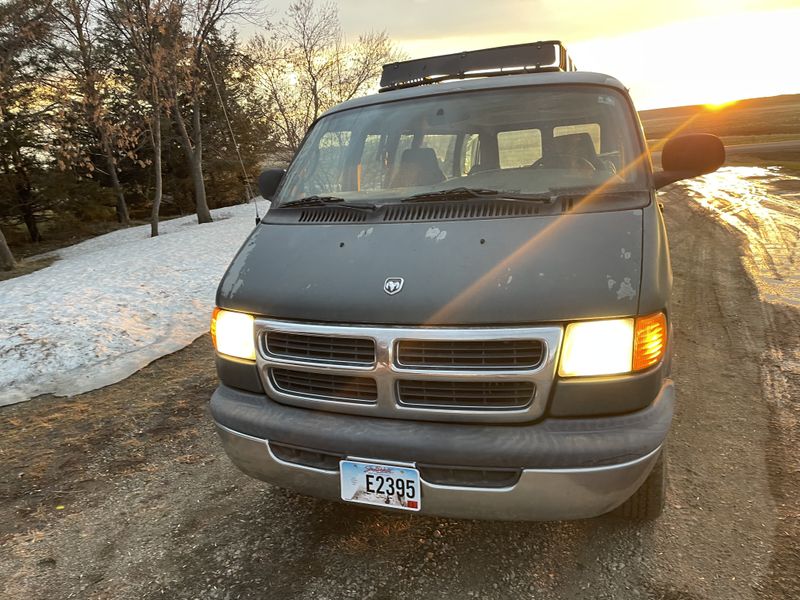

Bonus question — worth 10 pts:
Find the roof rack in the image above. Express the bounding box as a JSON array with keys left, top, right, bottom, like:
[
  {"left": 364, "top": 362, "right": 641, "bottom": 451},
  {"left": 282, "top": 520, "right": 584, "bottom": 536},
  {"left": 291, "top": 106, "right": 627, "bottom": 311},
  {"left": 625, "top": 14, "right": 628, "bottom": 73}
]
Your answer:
[{"left": 379, "top": 40, "right": 576, "bottom": 93}]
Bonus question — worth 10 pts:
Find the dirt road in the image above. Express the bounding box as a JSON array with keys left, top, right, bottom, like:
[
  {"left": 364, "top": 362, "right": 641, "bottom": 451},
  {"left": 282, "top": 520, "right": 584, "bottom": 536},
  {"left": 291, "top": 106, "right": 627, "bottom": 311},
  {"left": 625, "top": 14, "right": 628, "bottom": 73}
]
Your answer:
[{"left": 1, "top": 171, "right": 798, "bottom": 599}]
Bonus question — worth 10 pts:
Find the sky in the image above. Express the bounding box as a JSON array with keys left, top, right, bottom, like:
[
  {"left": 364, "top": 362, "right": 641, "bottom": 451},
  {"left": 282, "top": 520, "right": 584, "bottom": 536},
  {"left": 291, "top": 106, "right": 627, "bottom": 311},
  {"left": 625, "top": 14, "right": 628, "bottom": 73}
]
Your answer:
[{"left": 253, "top": 0, "right": 800, "bottom": 110}]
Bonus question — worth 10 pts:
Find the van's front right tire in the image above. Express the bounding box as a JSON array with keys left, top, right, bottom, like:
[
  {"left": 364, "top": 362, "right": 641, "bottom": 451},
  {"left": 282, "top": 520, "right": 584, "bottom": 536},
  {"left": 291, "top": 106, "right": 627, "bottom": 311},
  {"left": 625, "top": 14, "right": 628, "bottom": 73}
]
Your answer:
[{"left": 611, "top": 448, "right": 666, "bottom": 520}]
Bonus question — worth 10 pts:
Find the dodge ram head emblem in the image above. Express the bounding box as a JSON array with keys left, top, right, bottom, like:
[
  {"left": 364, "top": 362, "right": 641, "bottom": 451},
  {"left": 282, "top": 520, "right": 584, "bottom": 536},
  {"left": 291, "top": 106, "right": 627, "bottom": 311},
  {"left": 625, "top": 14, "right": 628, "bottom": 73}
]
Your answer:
[{"left": 383, "top": 277, "right": 404, "bottom": 295}]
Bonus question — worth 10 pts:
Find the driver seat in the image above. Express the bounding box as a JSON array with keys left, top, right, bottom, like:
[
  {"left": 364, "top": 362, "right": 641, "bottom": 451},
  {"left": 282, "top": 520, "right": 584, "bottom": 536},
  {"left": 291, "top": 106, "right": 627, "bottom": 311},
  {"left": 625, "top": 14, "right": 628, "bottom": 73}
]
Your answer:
[{"left": 550, "top": 133, "right": 601, "bottom": 168}]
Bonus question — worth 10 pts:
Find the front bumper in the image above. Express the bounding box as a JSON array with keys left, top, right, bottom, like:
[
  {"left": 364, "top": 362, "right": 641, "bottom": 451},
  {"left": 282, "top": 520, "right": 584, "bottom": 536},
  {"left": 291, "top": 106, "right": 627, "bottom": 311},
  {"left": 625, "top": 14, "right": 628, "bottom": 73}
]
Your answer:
[{"left": 211, "top": 381, "right": 673, "bottom": 521}]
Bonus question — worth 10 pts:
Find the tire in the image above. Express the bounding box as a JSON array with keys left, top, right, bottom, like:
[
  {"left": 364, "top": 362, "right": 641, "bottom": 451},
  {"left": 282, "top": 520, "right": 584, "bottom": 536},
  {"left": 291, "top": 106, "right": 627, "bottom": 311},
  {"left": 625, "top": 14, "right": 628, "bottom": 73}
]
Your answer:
[{"left": 611, "top": 448, "right": 666, "bottom": 520}]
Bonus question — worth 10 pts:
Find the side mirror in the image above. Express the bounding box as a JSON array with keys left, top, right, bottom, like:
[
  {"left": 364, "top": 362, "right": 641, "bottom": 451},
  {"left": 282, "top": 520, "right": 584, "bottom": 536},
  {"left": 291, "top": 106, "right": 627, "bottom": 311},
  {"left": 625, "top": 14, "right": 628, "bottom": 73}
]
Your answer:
[
  {"left": 653, "top": 134, "right": 725, "bottom": 189},
  {"left": 258, "top": 168, "right": 286, "bottom": 199}
]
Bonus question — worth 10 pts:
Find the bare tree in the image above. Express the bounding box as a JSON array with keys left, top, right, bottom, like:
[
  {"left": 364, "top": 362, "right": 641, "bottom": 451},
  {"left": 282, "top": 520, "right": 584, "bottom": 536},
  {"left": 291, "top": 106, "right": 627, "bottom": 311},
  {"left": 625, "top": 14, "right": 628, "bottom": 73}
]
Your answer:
[
  {"left": 167, "top": 0, "right": 255, "bottom": 224},
  {"left": 52, "top": 0, "right": 134, "bottom": 224},
  {"left": 101, "top": 0, "right": 182, "bottom": 236},
  {"left": 0, "top": 227, "right": 14, "bottom": 270},
  {"left": 0, "top": 0, "right": 56, "bottom": 245},
  {"left": 248, "top": 0, "right": 400, "bottom": 161}
]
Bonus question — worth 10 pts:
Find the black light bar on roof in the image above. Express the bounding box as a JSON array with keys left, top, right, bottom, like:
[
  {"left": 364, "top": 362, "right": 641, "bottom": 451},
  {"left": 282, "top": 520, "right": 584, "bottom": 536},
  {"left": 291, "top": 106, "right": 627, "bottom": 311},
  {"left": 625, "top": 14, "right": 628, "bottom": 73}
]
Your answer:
[{"left": 379, "top": 40, "right": 576, "bottom": 92}]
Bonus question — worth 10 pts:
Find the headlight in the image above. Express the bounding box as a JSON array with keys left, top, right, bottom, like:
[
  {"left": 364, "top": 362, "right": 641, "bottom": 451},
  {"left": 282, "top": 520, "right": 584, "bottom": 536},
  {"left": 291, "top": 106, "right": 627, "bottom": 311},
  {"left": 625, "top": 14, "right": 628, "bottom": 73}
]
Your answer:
[
  {"left": 211, "top": 308, "right": 256, "bottom": 360},
  {"left": 558, "top": 312, "right": 667, "bottom": 377},
  {"left": 559, "top": 318, "right": 634, "bottom": 377}
]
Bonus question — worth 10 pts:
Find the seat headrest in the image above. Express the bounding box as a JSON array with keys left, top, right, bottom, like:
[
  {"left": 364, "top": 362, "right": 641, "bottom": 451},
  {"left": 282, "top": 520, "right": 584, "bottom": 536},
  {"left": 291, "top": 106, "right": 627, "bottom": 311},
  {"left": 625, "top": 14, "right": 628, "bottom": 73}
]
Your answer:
[
  {"left": 392, "top": 147, "right": 445, "bottom": 188},
  {"left": 552, "top": 133, "right": 598, "bottom": 159}
]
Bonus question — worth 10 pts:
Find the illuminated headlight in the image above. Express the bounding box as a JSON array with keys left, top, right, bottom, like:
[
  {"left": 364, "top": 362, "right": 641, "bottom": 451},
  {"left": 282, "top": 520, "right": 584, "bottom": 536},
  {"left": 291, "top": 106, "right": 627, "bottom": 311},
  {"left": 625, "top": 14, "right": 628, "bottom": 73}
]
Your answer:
[
  {"left": 211, "top": 308, "right": 256, "bottom": 360},
  {"left": 558, "top": 313, "right": 667, "bottom": 377},
  {"left": 559, "top": 318, "right": 634, "bottom": 377}
]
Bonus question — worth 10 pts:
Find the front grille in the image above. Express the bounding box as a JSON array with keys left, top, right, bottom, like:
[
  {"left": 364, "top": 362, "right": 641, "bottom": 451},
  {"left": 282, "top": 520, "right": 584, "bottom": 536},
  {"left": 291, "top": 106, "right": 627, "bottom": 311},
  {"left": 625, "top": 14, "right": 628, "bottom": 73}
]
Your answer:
[
  {"left": 271, "top": 368, "right": 378, "bottom": 403},
  {"left": 396, "top": 339, "right": 544, "bottom": 370},
  {"left": 417, "top": 465, "right": 521, "bottom": 488},
  {"left": 397, "top": 380, "right": 534, "bottom": 409},
  {"left": 266, "top": 331, "right": 375, "bottom": 365},
  {"left": 257, "top": 319, "right": 561, "bottom": 423}
]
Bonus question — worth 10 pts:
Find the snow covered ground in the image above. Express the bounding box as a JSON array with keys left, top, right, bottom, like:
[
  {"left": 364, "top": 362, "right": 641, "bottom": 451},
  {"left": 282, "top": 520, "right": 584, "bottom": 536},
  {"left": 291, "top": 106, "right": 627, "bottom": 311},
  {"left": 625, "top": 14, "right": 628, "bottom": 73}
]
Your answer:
[{"left": 0, "top": 202, "right": 264, "bottom": 407}]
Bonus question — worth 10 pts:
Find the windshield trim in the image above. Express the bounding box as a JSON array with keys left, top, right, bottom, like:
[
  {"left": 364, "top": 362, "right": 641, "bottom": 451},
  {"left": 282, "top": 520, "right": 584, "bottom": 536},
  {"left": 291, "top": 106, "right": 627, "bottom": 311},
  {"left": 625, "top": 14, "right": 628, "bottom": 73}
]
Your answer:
[
  {"left": 272, "top": 83, "right": 652, "bottom": 209},
  {"left": 319, "top": 71, "right": 628, "bottom": 118}
]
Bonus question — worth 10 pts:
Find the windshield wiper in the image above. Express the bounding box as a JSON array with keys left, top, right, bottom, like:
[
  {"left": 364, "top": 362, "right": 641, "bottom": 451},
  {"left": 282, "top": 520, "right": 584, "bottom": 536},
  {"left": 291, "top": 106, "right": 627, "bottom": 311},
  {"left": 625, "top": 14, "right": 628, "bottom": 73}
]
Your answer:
[
  {"left": 402, "top": 187, "right": 554, "bottom": 204},
  {"left": 279, "top": 196, "right": 376, "bottom": 211},
  {"left": 402, "top": 185, "right": 649, "bottom": 204}
]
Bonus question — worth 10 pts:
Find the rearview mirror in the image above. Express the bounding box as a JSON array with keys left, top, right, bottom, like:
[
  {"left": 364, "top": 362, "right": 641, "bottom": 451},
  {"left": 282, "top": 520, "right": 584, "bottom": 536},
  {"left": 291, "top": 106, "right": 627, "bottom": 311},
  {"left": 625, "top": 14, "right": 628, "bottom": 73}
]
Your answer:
[
  {"left": 258, "top": 169, "right": 286, "bottom": 199},
  {"left": 653, "top": 134, "right": 725, "bottom": 189}
]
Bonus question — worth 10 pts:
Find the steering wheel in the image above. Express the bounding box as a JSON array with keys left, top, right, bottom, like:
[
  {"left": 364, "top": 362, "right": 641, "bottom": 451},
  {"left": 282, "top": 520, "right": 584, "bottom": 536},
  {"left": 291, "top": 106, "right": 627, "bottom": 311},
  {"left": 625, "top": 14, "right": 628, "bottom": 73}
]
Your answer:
[{"left": 531, "top": 153, "right": 597, "bottom": 172}]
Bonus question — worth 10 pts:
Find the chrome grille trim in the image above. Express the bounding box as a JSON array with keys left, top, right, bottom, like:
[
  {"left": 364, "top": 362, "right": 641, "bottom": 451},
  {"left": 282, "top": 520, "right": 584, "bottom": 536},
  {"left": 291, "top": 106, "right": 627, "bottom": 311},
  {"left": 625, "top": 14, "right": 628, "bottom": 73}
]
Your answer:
[
  {"left": 397, "top": 379, "right": 535, "bottom": 409},
  {"left": 395, "top": 339, "right": 544, "bottom": 370},
  {"left": 255, "top": 319, "right": 563, "bottom": 424},
  {"left": 270, "top": 368, "right": 378, "bottom": 403},
  {"left": 264, "top": 330, "right": 376, "bottom": 366}
]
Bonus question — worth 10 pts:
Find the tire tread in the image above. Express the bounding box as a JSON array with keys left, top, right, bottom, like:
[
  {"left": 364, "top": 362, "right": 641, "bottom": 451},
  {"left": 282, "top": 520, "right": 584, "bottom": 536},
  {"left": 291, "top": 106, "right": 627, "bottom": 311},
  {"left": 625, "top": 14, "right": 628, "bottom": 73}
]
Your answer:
[{"left": 612, "top": 449, "right": 666, "bottom": 520}]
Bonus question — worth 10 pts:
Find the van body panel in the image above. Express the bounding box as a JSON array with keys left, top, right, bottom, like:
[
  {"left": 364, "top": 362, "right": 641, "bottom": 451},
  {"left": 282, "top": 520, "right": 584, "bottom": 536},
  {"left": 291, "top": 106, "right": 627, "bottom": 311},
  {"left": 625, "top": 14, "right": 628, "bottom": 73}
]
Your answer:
[
  {"left": 637, "top": 200, "right": 673, "bottom": 316},
  {"left": 217, "top": 209, "right": 643, "bottom": 325}
]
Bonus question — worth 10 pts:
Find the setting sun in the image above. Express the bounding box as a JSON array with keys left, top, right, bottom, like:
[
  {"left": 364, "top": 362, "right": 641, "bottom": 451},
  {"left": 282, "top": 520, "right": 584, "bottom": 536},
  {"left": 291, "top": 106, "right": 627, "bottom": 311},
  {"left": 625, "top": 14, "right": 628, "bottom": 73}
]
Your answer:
[
  {"left": 704, "top": 100, "right": 738, "bottom": 111},
  {"left": 334, "top": 1, "right": 800, "bottom": 110}
]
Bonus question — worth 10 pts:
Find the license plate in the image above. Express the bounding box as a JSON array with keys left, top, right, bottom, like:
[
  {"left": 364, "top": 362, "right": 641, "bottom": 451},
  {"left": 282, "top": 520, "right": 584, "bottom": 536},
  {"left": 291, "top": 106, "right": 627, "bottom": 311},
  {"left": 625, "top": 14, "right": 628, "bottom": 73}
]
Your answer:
[{"left": 340, "top": 460, "right": 421, "bottom": 511}]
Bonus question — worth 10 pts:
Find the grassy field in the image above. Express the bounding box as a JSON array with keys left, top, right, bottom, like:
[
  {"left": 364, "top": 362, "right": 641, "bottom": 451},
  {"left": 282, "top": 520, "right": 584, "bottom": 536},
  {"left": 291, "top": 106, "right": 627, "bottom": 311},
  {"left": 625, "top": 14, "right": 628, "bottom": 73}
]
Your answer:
[
  {"left": 640, "top": 93, "right": 800, "bottom": 172},
  {"left": 639, "top": 93, "right": 800, "bottom": 145}
]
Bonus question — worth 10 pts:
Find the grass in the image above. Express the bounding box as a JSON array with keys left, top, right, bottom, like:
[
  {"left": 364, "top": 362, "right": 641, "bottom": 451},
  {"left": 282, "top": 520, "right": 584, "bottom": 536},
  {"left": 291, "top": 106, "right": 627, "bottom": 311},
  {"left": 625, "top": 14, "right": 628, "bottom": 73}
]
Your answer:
[
  {"left": 0, "top": 256, "right": 58, "bottom": 282},
  {"left": 0, "top": 219, "right": 132, "bottom": 283},
  {"left": 0, "top": 212, "right": 199, "bottom": 283},
  {"left": 639, "top": 93, "right": 800, "bottom": 141},
  {"left": 647, "top": 133, "right": 800, "bottom": 151},
  {"left": 640, "top": 94, "right": 800, "bottom": 172},
  {"left": 3, "top": 220, "right": 130, "bottom": 260}
]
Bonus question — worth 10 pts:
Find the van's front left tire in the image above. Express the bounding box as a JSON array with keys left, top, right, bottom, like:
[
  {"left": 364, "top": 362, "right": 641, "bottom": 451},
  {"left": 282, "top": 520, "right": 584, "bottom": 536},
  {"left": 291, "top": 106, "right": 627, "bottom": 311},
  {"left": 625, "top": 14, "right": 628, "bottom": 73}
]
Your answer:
[{"left": 611, "top": 448, "right": 666, "bottom": 520}]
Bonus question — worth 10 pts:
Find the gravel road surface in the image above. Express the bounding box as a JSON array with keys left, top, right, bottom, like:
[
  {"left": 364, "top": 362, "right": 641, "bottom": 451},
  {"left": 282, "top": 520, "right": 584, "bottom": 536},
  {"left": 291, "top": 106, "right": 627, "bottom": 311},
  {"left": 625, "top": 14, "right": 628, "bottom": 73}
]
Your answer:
[{"left": 1, "top": 171, "right": 798, "bottom": 599}]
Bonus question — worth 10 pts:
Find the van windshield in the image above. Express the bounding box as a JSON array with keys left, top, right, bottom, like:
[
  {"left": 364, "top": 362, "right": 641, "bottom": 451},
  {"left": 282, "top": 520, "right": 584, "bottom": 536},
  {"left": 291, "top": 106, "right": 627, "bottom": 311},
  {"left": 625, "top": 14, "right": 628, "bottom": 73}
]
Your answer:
[{"left": 274, "top": 85, "right": 648, "bottom": 207}]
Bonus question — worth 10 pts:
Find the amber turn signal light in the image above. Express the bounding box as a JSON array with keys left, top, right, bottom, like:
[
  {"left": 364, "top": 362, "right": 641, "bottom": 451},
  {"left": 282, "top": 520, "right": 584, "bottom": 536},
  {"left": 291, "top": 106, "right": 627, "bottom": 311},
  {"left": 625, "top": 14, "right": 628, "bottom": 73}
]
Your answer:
[
  {"left": 210, "top": 307, "right": 221, "bottom": 349},
  {"left": 633, "top": 312, "right": 667, "bottom": 371}
]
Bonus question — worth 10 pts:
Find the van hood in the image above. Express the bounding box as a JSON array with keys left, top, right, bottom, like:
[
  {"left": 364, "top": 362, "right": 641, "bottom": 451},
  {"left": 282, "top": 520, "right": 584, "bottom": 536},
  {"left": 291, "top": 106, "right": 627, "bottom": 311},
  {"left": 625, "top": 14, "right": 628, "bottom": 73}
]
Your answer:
[{"left": 217, "top": 210, "right": 643, "bottom": 325}]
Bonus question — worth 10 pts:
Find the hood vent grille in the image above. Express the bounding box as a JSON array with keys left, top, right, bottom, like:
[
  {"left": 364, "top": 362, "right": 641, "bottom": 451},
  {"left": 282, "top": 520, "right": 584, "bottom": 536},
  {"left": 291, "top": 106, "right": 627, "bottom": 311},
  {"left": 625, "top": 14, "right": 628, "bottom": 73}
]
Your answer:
[
  {"left": 382, "top": 200, "right": 540, "bottom": 223},
  {"left": 273, "top": 200, "right": 543, "bottom": 225},
  {"left": 298, "top": 208, "right": 368, "bottom": 223}
]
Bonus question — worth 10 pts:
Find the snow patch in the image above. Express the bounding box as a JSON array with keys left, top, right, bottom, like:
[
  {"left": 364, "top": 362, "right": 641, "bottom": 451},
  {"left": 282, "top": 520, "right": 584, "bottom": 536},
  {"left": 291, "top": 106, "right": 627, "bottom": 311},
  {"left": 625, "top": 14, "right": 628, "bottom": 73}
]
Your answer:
[{"left": 0, "top": 202, "right": 263, "bottom": 407}]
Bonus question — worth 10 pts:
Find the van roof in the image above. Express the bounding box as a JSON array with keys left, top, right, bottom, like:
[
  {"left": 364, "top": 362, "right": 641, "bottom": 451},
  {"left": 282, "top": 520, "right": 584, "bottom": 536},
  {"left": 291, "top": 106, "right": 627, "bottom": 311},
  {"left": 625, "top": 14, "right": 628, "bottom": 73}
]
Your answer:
[{"left": 321, "top": 71, "right": 629, "bottom": 119}]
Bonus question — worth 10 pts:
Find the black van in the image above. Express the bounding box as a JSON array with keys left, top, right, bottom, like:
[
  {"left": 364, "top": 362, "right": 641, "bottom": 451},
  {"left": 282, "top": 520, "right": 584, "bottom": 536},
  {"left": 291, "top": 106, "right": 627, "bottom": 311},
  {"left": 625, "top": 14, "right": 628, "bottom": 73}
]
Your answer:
[{"left": 209, "top": 42, "right": 724, "bottom": 520}]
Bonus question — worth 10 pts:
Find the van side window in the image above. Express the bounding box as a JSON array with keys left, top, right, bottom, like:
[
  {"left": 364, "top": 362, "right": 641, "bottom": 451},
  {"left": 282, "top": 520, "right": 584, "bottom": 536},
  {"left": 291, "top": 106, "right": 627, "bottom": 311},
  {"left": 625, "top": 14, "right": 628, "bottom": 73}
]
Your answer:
[
  {"left": 313, "top": 131, "right": 352, "bottom": 191},
  {"left": 358, "top": 134, "right": 387, "bottom": 191},
  {"left": 498, "top": 129, "right": 543, "bottom": 169}
]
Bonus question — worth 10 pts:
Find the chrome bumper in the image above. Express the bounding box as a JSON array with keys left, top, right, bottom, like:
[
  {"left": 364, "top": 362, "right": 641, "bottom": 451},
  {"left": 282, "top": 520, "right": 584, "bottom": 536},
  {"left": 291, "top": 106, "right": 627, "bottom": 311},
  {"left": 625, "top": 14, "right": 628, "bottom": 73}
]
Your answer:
[{"left": 215, "top": 422, "right": 662, "bottom": 521}]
